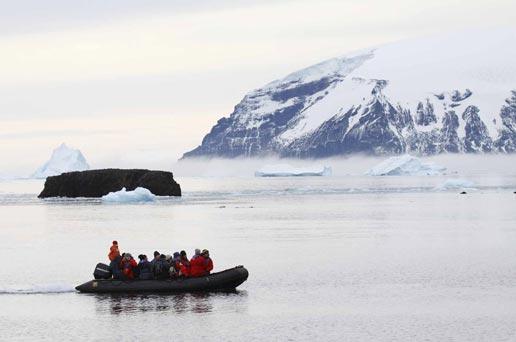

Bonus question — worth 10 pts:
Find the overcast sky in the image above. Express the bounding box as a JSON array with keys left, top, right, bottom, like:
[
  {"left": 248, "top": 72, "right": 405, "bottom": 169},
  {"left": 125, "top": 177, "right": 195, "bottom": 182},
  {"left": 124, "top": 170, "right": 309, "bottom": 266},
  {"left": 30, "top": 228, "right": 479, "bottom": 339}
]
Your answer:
[{"left": 1, "top": 0, "right": 515, "bottom": 175}]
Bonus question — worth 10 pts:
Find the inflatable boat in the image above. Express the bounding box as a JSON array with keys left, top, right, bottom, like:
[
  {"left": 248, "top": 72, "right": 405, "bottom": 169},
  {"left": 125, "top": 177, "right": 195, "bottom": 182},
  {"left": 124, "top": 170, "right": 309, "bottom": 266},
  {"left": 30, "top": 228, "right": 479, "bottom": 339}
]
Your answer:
[{"left": 75, "top": 266, "right": 249, "bottom": 293}]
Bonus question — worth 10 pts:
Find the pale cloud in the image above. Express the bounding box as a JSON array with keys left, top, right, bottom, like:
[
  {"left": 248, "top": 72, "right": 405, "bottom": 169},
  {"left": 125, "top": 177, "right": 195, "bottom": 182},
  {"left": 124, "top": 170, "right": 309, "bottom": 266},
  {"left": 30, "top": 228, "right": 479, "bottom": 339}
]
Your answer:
[{"left": 3, "top": 0, "right": 514, "bottom": 85}]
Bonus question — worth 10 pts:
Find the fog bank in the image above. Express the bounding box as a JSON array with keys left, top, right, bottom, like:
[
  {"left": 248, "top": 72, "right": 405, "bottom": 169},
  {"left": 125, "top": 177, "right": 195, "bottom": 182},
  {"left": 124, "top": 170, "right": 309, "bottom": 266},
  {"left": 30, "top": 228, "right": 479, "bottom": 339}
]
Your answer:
[{"left": 172, "top": 154, "right": 516, "bottom": 178}]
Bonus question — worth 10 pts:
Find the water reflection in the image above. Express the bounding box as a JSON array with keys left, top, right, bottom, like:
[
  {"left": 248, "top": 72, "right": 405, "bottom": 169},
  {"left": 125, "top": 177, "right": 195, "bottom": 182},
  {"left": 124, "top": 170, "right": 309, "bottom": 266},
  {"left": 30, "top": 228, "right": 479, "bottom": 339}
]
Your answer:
[{"left": 93, "top": 291, "right": 247, "bottom": 315}]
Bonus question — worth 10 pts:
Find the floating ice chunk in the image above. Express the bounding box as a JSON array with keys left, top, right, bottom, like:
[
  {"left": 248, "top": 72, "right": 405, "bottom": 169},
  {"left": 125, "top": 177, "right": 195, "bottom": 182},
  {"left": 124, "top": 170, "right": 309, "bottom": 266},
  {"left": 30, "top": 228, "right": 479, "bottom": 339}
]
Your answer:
[
  {"left": 255, "top": 164, "right": 332, "bottom": 177},
  {"left": 439, "top": 178, "right": 476, "bottom": 190},
  {"left": 366, "top": 155, "right": 445, "bottom": 176},
  {"left": 102, "top": 187, "right": 156, "bottom": 203}
]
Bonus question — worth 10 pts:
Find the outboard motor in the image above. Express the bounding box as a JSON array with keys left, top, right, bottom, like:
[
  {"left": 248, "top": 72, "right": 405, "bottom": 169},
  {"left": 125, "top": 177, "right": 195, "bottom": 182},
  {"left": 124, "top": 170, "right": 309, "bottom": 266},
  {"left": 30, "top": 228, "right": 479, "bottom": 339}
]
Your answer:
[{"left": 93, "top": 263, "right": 112, "bottom": 280}]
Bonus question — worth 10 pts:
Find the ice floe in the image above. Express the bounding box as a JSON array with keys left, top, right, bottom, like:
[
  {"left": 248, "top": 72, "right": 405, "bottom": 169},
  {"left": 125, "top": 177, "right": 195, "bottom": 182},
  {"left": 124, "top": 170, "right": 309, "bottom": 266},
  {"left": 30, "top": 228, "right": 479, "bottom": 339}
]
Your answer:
[
  {"left": 255, "top": 164, "right": 332, "bottom": 177},
  {"left": 366, "top": 155, "right": 446, "bottom": 176},
  {"left": 102, "top": 187, "right": 156, "bottom": 203},
  {"left": 438, "top": 178, "right": 476, "bottom": 190}
]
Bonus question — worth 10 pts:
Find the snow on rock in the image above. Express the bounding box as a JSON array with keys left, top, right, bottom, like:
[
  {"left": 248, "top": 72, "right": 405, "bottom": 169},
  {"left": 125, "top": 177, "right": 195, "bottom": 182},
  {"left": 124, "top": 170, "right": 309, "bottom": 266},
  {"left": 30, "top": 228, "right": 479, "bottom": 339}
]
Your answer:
[
  {"left": 183, "top": 28, "right": 516, "bottom": 159},
  {"left": 32, "top": 143, "right": 89, "bottom": 179},
  {"left": 255, "top": 164, "right": 332, "bottom": 177},
  {"left": 102, "top": 187, "right": 156, "bottom": 203},
  {"left": 366, "top": 155, "right": 446, "bottom": 176},
  {"left": 439, "top": 178, "right": 476, "bottom": 190}
]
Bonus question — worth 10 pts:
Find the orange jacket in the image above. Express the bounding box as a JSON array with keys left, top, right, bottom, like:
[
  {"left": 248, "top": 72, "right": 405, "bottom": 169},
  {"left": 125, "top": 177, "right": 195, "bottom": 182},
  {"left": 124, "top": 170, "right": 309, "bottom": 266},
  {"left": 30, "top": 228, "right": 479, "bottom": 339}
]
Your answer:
[{"left": 108, "top": 245, "right": 120, "bottom": 261}]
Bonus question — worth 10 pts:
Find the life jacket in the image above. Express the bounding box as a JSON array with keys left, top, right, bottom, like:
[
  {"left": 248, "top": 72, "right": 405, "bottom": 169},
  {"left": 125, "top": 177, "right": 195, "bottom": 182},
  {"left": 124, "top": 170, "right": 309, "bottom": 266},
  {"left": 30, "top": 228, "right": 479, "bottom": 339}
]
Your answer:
[{"left": 108, "top": 245, "right": 120, "bottom": 261}]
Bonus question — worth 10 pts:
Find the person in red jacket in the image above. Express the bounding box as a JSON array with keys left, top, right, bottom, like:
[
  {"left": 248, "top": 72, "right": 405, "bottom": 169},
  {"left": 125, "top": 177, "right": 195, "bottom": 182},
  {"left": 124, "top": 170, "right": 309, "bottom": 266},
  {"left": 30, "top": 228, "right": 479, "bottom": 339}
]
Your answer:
[
  {"left": 120, "top": 253, "right": 138, "bottom": 279},
  {"left": 190, "top": 249, "right": 206, "bottom": 277},
  {"left": 202, "top": 249, "right": 213, "bottom": 275},
  {"left": 108, "top": 240, "right": 120, "bottom": 261},
  {"left": 190, "top": 249, "right": 214, "bottom": 277},
  {"left": 179, "top": 250, "right": 191, "bottom": 277}
]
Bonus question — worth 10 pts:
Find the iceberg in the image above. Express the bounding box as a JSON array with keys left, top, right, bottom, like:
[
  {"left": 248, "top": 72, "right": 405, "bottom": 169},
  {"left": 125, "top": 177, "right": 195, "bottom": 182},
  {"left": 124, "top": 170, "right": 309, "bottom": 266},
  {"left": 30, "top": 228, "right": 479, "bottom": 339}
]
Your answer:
[
  {"left": 439, "top": 179, "right": 476, "bottom": 190},
  {"left": 366, "top": 155, "right": 446, "bottom": 176},
  {"left": 102, "top": 187, "right": 156, "bottom": 203},
  {"left": 32, "top": 143, "right": 90, "bottom": 179},
  {"left": 255, "top": 164, "right": 332, "bottom": 177}
]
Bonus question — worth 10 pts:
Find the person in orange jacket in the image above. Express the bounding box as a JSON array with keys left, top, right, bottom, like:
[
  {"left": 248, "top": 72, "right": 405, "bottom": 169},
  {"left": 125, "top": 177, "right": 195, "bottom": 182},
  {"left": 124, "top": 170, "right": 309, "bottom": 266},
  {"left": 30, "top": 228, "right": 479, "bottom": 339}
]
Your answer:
[
  {"left": 108, "top": 240, "right": 120, "bottom": 261},
  {"left": 120, "top": 253, "right": 138, "bottom": 279}
]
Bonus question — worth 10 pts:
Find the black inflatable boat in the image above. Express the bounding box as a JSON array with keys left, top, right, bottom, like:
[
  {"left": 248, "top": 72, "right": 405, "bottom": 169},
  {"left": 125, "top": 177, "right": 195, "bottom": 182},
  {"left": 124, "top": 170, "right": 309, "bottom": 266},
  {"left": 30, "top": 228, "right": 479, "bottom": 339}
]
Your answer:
[{"left": 75, "top": 266, "right": 249, "bottom": 293}]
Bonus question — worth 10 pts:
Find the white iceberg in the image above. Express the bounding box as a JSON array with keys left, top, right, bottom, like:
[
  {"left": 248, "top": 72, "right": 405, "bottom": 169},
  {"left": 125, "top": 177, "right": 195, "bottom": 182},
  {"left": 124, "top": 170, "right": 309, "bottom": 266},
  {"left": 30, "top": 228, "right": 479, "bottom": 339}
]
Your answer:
[
  {"left": 439, "top": 178, "right": 476, "bottom": 190},
  {"left": 32, "top": 143, "right": 90, "bottom": 179},
  {"left": 102, "top": 187, "right": 156, "bottom": 203},
  {"left": 366, "top": 155, "right": 446, "bottom": 176},
  {"left": 255, "top": 164, "right": 332, "bottom": 177}
]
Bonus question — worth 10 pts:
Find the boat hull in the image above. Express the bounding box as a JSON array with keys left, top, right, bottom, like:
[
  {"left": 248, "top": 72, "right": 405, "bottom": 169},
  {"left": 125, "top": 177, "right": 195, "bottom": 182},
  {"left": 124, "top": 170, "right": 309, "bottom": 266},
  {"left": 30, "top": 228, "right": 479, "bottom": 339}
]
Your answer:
[{"left": 75, "top": 266, "right": 248, "bottom": 293}]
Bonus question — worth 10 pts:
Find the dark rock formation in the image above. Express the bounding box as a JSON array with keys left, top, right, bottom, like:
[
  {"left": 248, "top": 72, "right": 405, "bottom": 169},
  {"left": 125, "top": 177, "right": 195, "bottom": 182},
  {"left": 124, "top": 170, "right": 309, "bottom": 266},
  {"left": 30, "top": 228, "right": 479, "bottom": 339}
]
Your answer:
[
  {"left": 462, "top": 105, "right": 493, "bottom": 152},
  {"left": 439, "top": 111, "right": 461, "bottom": 153},
  {"left": 495, "top": 91, "right": 516, "bottom": 152},
  {"left": 415, "top": 99, "right": 437, "bottom": 126},
  {"left": 38, "top": 169, "right": 181, "bottom": 198},
  {"left": 451, "top": 89, "right": 473, "bottom": 102}
]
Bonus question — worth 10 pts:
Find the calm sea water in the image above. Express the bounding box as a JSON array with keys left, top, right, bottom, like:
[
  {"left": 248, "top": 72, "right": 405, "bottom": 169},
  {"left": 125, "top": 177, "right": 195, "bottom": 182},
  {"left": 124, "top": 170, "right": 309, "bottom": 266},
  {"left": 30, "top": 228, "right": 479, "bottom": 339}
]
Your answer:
[{"left": 0, "top": 174, "right": 515, "bottom": 341}]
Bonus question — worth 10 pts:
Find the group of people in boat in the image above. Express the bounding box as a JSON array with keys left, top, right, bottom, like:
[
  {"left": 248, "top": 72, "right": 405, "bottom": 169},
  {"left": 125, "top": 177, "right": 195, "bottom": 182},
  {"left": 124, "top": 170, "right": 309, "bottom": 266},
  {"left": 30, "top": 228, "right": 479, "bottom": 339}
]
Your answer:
[{"left": 108, "top": 241, "right": 213, "bottom": 280}]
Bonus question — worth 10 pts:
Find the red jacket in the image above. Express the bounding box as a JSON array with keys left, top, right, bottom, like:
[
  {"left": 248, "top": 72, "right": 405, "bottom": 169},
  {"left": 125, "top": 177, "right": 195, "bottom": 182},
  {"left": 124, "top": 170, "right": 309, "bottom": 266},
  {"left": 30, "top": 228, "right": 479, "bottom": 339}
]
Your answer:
[
  {"left": 189, "top": 256, "right": 206, "bottom": 277},
  {"left": 121, "top": 258, "right": 137, "bottom": 279},
  {"left": 179, "top": 257, "right": 191, "bottom": 277},
  {"left": 190, "top": 256, "right": 214, "bottom": 277}
]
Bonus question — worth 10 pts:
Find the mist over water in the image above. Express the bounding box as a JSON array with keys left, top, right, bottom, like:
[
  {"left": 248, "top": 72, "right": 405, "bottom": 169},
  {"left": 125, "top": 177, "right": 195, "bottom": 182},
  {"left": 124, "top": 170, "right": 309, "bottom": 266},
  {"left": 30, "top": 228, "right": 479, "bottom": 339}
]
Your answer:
[{"left": 173, "top": 154, "right": 516, "bottom": 178}]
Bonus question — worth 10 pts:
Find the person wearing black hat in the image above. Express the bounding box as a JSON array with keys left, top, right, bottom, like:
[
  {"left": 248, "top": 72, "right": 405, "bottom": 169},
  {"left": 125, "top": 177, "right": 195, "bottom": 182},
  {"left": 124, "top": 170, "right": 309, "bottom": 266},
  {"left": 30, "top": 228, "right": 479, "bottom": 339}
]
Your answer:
[{"left": 152, "top": 254, "right": 171, "bottom": 280}]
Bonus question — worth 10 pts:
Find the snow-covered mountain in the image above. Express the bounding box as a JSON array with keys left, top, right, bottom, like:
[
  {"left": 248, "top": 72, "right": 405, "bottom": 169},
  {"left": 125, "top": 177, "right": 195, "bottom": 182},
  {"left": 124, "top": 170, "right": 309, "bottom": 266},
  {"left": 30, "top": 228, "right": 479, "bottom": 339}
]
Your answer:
[
  {"left": 32, "top": 143, "right": 90, "bottom": 179},
  {"left": 183, "top": 29, "right": 516, "bottom": 158}
]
